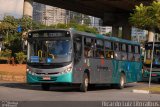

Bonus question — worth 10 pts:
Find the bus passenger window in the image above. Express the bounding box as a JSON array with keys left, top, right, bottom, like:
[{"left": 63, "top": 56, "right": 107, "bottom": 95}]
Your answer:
[
  {"left": 96, "top": 50, "right": 104, "bottom": 58},
  {"left": 106, "top": 51, "right": 114, "bottom": 58},
  {"left": 114, "top": 43, "right": 119, "bottom": 51},
  {"left": 84, "top": 38, "right": 94, "bottom": 58},
  {"left": 84, "top": 47, "right": 93, "bottom": 57},
  {"left": 128, "top": 45, "right": 134, "bottom": 61},
  {"left": 74, "top": 36, "right": 82, "bottom": 64},
  {"left": 84, "top": 47, "right": 88, "bottom": 57},
  {"left": 105, "top": 41, "right": 113, "bottom": 59},
  {"left": 131, "top": 45, "right": 135, "bottom": 61},
  {"left": 134, "top": 46, "right": 140, "bottom": 61},
  {"left": 96, "top": 40, "right": 104, "bottom": 58},
  {"left": 121, "top": 44, "right": 127, "bottom": 60}
]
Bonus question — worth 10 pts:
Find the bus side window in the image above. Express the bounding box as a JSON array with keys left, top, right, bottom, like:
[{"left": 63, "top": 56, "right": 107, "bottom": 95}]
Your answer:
[
  {"left": 121, "top": 43, "right": 127, "bottom": 60},
  {"left": 131, "top": 45, "right": 135, "bottom": 61},
  {"left": 105, "top": 41, "right": 113, "bottom": 58},
  {"left": 95, "top": 39, "right": 104, "bottom": 58},
  {"left": 114, "top": 42, "right": 121, "bottom": 60},
  {"left": 114, "top": 43, "right": 119, "bottom": 51},
  {"left": 84, "top": 38, "right": 94, "bottom": 57},
  {"left": 134, "top": 46, "right": 140, "bottom": 61},
  {"left": 128, "top": 45, "right": 134, "bottom": 61},
  {"left": 74, "top": 36, "right": 82, "bottom": 64}
]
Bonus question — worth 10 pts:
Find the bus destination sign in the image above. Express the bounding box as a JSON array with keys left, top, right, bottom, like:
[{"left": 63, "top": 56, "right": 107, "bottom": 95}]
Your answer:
[{"left": 28, "top": 31, "right": 70, "bottom": 38}]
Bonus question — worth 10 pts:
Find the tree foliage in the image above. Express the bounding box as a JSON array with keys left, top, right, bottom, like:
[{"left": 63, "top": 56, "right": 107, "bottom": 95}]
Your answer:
[
  {"left": 49, "top": 23, "right": 98, "bottom": 34},
  {"left": 129, "top": 1, "right": 160, "bottom": 30},
  {"left": 0, "top": 15, "right": 98, "bottom": 58}
]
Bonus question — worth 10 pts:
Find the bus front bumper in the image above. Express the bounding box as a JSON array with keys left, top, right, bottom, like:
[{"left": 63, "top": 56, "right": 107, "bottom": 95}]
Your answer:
[
  {"left": 143, "top": 70, "right": 160, "bottom": 79},
  {"left": 26, "top": 72, "right": 72, "bottom": 83}
]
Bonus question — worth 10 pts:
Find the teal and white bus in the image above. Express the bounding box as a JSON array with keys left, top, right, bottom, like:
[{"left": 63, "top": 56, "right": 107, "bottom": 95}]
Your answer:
[
  {"left": 143, "top": 42, "right": 160, "bottom": 82},
  {"left": 26, "top": 29, "right": 142, "bottom": 92}
]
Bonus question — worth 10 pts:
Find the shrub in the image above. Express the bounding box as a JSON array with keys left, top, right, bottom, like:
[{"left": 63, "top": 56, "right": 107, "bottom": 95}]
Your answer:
[
  {"left": 15, "top": 52, "right": 26, "bottom": 64},
  {"left": 0, "top": 49, "right": 12, "bottom": 58}
]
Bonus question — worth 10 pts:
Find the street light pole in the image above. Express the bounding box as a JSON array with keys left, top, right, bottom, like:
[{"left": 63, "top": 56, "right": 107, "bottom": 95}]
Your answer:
[{"left": 148, "top": 34, "right": 155, "bottom": 88}]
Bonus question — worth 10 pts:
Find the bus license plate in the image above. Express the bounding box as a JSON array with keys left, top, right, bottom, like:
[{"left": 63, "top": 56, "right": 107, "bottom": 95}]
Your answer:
[
  {"left": 43, "top": 76, "right": 51, "bottom": 80},
  {"left": 151, "top": 74, "right": 157, "bottom": 76}
]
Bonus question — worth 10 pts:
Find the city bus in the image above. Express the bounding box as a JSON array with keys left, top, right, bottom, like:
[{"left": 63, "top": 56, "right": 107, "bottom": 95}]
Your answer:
[
  {"left": 26, "top": 29, "right": 142, "bottom": 92},
  {"left": 143, "top": 42, "right": 160, "bottom": 82}
]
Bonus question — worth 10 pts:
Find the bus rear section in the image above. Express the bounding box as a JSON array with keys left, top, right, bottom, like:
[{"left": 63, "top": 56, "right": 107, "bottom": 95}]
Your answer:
[{"left": 143, "top": 42, "right": 160, "bottom": 82}]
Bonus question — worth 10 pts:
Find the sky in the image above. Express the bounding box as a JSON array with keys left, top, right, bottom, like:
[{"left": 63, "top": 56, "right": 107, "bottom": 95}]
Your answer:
[{"left": 0, "top": 0, "right": 24, "bottom": 19}]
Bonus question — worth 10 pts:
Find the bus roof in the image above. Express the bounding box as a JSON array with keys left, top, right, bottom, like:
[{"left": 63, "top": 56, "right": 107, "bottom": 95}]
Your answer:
[
  {"left": 71, "top": 29, "right": 140, "bottom": 45},
  {"left": 28, "top": 29, "right": 140, "bottom": 45}
]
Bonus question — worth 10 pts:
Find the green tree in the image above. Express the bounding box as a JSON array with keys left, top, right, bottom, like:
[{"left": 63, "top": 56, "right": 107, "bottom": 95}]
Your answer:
[
  {"left": 129, "top": 1, "right": 160, "bottom": 41},
  {"left": 48, "top": 22, "right": 98, "bottom": 34},
  {"left": 0, "top": 15, "right": 98, "bottom": 58},
  {"left": 0, "top": 16, "right": 17, "bottom": 35}
]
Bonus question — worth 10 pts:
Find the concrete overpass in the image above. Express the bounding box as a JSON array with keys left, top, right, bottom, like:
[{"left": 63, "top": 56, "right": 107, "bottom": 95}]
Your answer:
[{"left": 23, "top": 0, "right": 159, "bottom": 40}]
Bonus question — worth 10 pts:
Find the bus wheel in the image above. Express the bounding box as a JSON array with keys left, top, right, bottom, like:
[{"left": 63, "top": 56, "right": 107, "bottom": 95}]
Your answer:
[
  {"left": 41, "top": 83, "right": 50, "bottom": 91},
  {"left": 80, "top": 73, "right": 89, "bottom": 92},
  {"left": 117, "top": 73, "right": 125, "bottom": 89}
]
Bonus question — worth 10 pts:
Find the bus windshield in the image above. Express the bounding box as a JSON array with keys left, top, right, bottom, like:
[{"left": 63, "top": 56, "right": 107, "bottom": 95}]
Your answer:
[
  {"left": 144, "top": 43, "right": 160, "bottom": 65},
  {"left": 28, "top": 39, "right": 72, "bottom": 64}
]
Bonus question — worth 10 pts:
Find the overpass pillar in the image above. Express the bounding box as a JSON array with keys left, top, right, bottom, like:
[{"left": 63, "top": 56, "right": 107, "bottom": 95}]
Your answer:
[
  {"left": 122, "top": 24, "right": 131, "bottom": 40},
  {"left": 112, "top": 26, "right": 119, "bottom": 37},
  {"left": 23, "top": 0, "right": 33, "bottom": 18}
]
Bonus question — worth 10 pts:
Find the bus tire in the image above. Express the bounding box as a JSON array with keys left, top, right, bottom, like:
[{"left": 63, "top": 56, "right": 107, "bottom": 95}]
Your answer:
[
  {"left": 41, "top": 83, "right": 50, "bottom": 91},
  {"left": 80, "top": 73, "right": 89, "bottom": 92},
  {"left": 117, "top": 73, "right": 125, "bottom": 89}
]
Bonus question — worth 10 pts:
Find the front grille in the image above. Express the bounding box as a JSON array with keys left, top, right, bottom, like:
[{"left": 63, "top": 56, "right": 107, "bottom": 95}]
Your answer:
[
  {"left": 36, "top": 73, "right": 45, "bottom": 75},
  {"left": 48, "top": 72, "right": 59, "bottom": 75}
]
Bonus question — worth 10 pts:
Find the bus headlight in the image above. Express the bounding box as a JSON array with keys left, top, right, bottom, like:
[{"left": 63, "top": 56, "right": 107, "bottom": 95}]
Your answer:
[
  {"left": 27, "top": 69, "right": 29, "bottom": 72},
  {"left": 65, "top": 67, "right": 72, "bottom": 72},
  {"left": 60, "top": 67, "right": 72, "bottom": 74},
  {"left": 27, "top": 69, "right": 35, "bottom": 75}
]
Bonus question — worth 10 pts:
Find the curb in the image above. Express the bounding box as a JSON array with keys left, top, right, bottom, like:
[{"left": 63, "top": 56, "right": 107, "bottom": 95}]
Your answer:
[{"left": 132, "top": 89, "right": 150, "bottom": 94}]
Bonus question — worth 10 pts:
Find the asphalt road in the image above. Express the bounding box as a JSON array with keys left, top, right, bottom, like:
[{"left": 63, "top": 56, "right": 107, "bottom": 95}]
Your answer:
[{"left": 0, "top": 81, "right": 160, "bottom": 102}]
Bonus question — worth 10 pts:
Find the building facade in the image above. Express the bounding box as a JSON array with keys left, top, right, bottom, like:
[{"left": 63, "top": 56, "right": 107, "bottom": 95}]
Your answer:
[
  {"left": 99, "top": 26, "right": 112, "bottom": 35},
  {"left": 33, "top": 3, "right": 100, "bottom": 27},
  {"left": 44, "top": 6, "right": 67, "bottom": 25},
  {"left": 33, "top": 2, "right": 45, "bottom": 23},
  {"left": 131, "top": 28, "right": 147, "bottom": 43}
]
